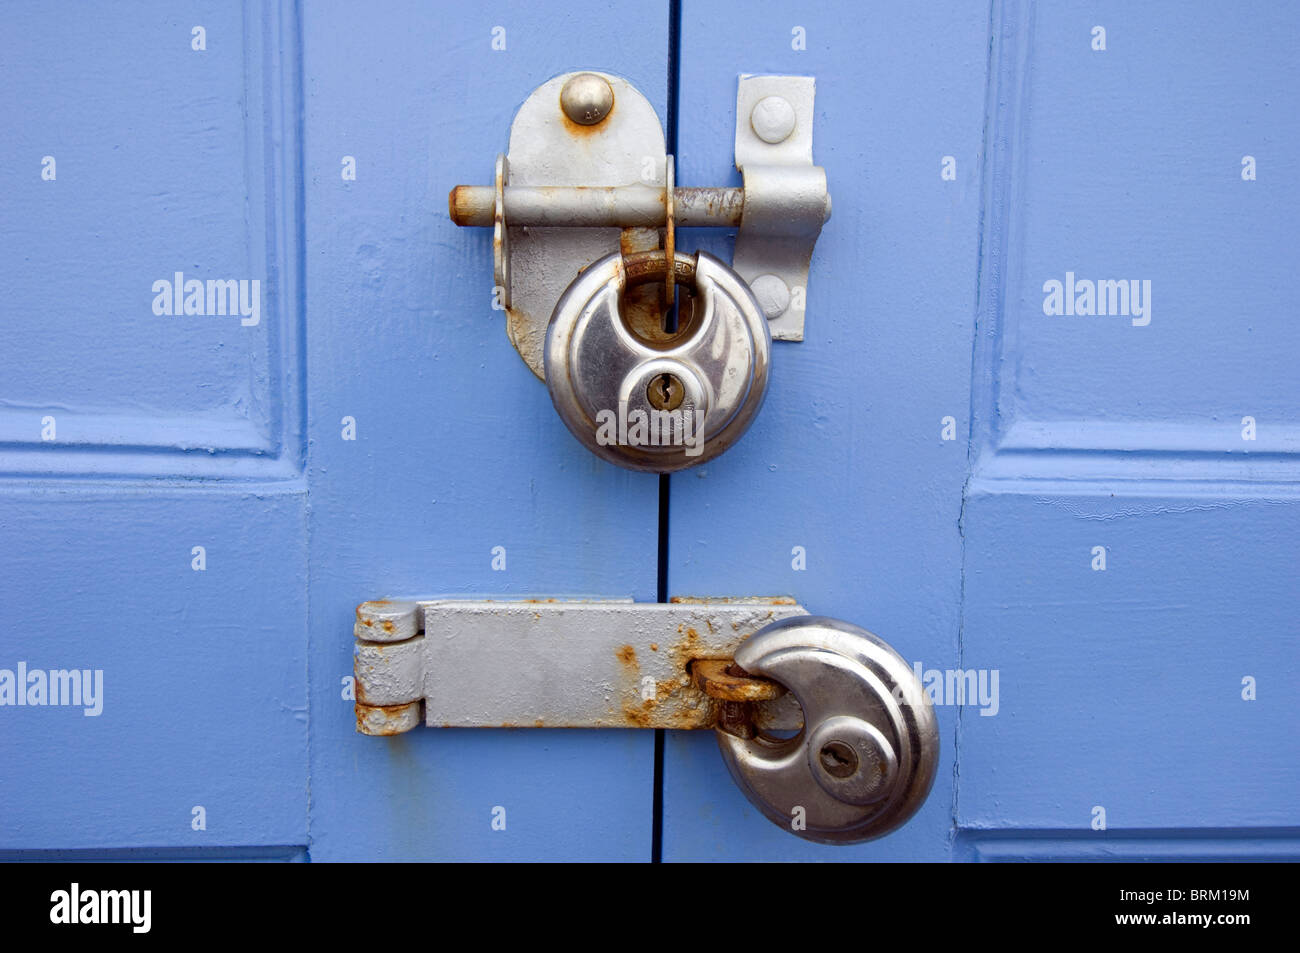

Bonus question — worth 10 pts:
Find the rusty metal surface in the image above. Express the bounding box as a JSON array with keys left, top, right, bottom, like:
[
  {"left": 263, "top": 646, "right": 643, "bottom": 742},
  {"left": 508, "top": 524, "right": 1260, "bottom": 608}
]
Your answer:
[
  {"left": 618, "top": 227, "right": 664, "bottom": 342},
  {"left": 448, "top": 184, "right": 744, "bottom": 228},
  {"left": 716, "top": 700, "right": 759, "bottom": 740},
  {"left": 663, "top": 156, "right": 676, "bottom": 309},
  {"left": 691, "top": 658, "right": 784, "bottom": 701},
  {"left": 354, "top": 599, "right": 419, "bottom": 643},
  {"left": 352, "top": 599, "right": 809, "bottom": 733},
  {"left": 492, "top": 154, "right": 510, "bottom": 308},
  {"left": 355, "top": 701, "right": 422, "bottom": 737},
  {"left": 501, "top": 71, "right": 666, "bottom": 379},
  {"left": 673, "top": 185, "right": 745, "bottom": 228}
]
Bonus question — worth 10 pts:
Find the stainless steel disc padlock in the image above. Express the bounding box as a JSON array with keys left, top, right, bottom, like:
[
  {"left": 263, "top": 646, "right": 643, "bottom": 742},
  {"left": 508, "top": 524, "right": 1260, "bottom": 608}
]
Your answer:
[
  {"left": 715, "top": 616, "right": 939, "bottom": 845},
  {"left": 545, "top": 249, "right": 771, "bottom": 472}
]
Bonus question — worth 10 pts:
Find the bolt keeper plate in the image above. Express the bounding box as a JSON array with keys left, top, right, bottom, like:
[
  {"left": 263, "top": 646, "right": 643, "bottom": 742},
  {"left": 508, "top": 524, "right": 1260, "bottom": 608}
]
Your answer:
[
  {"left": 353, "top": 598, "right": 808, "bottom": 734},
  {"left": 733, "top": 74, "right": 829, "bottom": 342}
]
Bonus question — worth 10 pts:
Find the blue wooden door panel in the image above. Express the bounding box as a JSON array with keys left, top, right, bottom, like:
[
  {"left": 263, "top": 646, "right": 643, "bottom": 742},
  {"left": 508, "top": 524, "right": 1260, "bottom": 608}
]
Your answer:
[
  {"left": 959, "top": 493, "right": 1300, "bottom": 831},
  {"left": 0, "top": 1, "right": 304, "bottom": 481},
  {"left": 956, "top": 0, "right": 1300, "bottom": 858},
  {"left": 976, "top": 0, "right": 1300, "bottom": 465},
  {"left": 0, "top": 2, "right": 309, "bottom": 855},
  {"left": 663, "top": 0, "right": 991, "bottom": 860},
  {"left": 666, "top": 0, "right": 1298, "bottom": 861},
  {"left": 0, "top": 489, "right": 308, "bottom": 852},
  {"left": 301, "top": 1, "right": 667, "bottom": 861}
]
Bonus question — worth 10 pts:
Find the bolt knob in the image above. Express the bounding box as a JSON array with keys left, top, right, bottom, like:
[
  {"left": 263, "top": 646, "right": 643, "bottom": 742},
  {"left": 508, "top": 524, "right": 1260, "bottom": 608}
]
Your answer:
[{"left": 561, "top": 73, "right": 615, "bottom": 126}]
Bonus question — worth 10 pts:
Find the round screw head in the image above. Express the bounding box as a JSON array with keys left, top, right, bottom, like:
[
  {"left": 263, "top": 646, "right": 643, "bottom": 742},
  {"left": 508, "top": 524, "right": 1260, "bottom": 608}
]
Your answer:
[
  {"left": 750, "top": 95, "right": 796, "bottom": 144},
  {"left": 561, "top": 73, "right": 615, "bottom": 126},
  {"left": 749, "top": 273, "right": 791, "bottom": 319},
  {"left": 646, "top": 373, "right": 685, "bottom": 411}
]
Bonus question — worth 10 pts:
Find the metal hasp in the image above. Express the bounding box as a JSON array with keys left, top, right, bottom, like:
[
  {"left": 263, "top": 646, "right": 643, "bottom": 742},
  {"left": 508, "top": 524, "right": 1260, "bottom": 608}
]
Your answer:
[
  {"left": 716, "top": 617, "right": 940, "bottom": 845},
  {"left": 353, "top": 600, "right": 937, "bottom": 845},
  {"left": 447, "top": 71, "right": 830, "bottom": 376},
  {"left": 354, "top": 598, "right": 809, "bottom": 733}
]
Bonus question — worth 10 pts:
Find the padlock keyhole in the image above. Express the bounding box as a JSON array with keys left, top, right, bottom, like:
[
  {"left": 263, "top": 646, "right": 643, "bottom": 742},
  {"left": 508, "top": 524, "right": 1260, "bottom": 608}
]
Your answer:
[
  {"left": 646, "top": 373, "right": 685, "bottom": 411},
  {"left": 819, "top": 741, "right": 859, "bottom": 779}
]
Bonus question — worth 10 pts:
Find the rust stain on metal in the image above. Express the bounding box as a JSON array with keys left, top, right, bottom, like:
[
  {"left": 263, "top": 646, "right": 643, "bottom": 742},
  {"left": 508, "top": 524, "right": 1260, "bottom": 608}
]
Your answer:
[
  {"left": 448, "top": 185, "right": 475, "bottom": 226},
  {"left": 622, "top": 697, "right": 655, "bottom": 727},
  {"left": 558, "top": 106, "right": 615, "bottom": 138},
  {"left": 620, "top": 227, "right": 656, "bottom": 257},
  {"left": 654, "top": 675, "right": 686, "bottom": 702},
  {"left": 674, "top": 186, "right": 745, "bottom": 223},
  {"left": 664, "top": 706, "right": 713, "bottom": 730},
  {"left": 355, "top": 599, "right": 403, "bottom": 632},
  {"left": 612, "top": 633, "right": 706, "bottom": 727},
  {"left": 691, "top": 658, "right": 784, "bottom": 702},
  {"left": 666, "top": 625, "right": 705, "bottom": 675},
  {"left": 664, "top": 624, "right": 726, "bottom": 705},
  {"left": 669, "top": 595, "right": 797, "bottom": 605},
  {"left": 355, "top": 702, "right": 418, "bottom": 737},
  {"left": 534, "top": 719, "right": 545, "bottom": 728},
  {"left": 716, "top": 700, "right": 758, "bottom": 740},
  {"left": 620, "top": 696, "right": 702, "bottom": 730},
  {"left": 620, "top": 227, "right": 665, "bottom": 343},
  {"left": 649, "top": 643, "right": 659, "bottom": 651}
]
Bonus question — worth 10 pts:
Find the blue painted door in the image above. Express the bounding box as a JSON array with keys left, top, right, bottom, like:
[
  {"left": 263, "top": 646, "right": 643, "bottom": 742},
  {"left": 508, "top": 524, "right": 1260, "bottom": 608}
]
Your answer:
[
  {"left": 1, "top": 3, "right": 309, "bottom": 858},
  {"left": 665, "top": 0, "right": 1299, "bottom": 860},
  {"left": 302, "top": 2, "right": 666, "bottom": 861},
  {"left": 3, "top": 0, "right": 1296, "bottom": 863},
  {"left": 953, "top": 0, "right": 1300, "bottom": 861},
  {"left": 1, "top": 0, "right": 664, "bottom": 862}
]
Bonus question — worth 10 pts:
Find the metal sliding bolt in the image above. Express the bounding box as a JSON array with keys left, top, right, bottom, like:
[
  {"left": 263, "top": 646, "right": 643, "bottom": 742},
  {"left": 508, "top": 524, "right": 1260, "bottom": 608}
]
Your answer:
[{"left": 449, "top": 184, "right": 747, "bottom": 229}]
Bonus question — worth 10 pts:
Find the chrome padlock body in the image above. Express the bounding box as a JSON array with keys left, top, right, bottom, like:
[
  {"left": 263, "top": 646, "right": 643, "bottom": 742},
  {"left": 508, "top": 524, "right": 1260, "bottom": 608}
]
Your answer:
[
  {"left": 716, "top": 616, "right": 939, "bottom": 845},
  {"left": 544, "top": 250, "right": 771, "bottom": 473}
]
